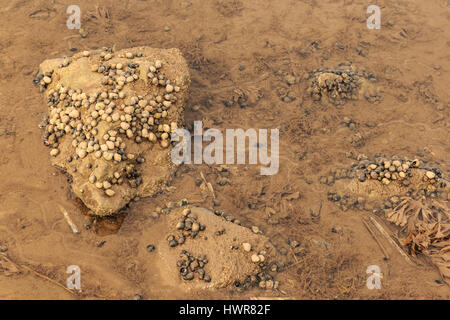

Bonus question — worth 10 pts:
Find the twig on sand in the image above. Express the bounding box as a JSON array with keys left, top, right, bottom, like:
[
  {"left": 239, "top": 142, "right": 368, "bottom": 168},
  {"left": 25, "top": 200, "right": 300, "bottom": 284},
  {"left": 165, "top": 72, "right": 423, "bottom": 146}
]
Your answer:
[
  {"left": 289, "top": 246, "right": 299, "bottom": 263},
  {"left": 362, "top": 218, "right": 390, "bottom": 260},
  {"left": 368, "top": 216, "right": 414, "bottom": 265},
  {"left": 58, "top": 205, "right": 79, "bottom": 234},
  {"left": 200, "top": 171, "right": 216, "bottom": 199},
  {"left": 1, "top": 254, "right": 77, "bottom": 297},
  {"left": 20, "top": 264, "right": 79, "bottom": 296}
]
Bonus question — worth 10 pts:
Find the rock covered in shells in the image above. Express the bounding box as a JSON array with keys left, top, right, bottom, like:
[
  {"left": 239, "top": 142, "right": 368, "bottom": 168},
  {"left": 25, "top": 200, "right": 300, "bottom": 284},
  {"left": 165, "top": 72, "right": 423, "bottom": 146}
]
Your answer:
[
  {"left": 324, "top": 154, "right": 448, "bottom": 211},
  {"left": 154, "top": 207, "right": 280, "bottom": 289},
  {"left": 36, "top": 46, "right": 190, "bottom": 215}
]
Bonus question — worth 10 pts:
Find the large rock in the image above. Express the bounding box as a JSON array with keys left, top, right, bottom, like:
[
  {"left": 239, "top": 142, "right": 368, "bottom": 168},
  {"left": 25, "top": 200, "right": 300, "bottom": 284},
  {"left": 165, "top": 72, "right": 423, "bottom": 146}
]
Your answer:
[
  {"left": 37, "top": 47, "right": 190, "bottom": 215},
  {"left": 154, "top": 207, "right": 277, "bottom": 289}
]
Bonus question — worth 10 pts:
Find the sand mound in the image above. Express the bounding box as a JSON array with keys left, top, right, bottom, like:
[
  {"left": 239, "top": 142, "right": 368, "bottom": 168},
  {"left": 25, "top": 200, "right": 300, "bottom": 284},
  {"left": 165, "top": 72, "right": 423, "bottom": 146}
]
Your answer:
[
  {"left": 307, "top": 63, "right": 381, "bottom": 106},
  {"left": 36, "top": 46, "right": 190, "bottom": 215},
  {"left": 154, "top": 207, "right": 278, "bottom": 289},
  {"left": 324, "top": 156, "right": 449, "bottom": 211}
]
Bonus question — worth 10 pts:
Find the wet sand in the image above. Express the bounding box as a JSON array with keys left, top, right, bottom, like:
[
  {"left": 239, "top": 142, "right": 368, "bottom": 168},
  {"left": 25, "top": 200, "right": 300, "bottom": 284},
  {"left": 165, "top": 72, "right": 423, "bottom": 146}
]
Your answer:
[{"left": 0, "top": 0, "right": 449, "bottom": 299}]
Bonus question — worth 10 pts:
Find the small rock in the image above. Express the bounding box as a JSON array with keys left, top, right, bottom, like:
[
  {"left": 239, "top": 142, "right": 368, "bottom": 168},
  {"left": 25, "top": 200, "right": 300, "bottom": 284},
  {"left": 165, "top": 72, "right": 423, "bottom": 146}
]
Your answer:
[
  {"left": 176, "top": 221, "right": 185, "bottom": 230},
  {"left": 191, "top": 222, "right": 200, "bottom": 232},
  {"left": 426, "top": 171, "right": 436, "bottom": 179},
  {"left": 242, "top": 242, "right": 251, "bottom": 252},
  {"left": 184, "top": 272, "right": 194, "bottom": 280},
  {"left": 69, "top": 109, "right": 79, "bottom": 118},
  {"left": 251, "top": 226, "right": 260, "bottom": 234},
  {"left": 169, "top": 239, "right": 178, "bottom": 247},
  {"left": 50, "top": 148, "right": 59, "bottom": 156},
  {"left": 43, "top": 76, "right": 52, "bottom": 84},
  {"left": 251, "top": 254, "right": 260, "bottom": 263}
]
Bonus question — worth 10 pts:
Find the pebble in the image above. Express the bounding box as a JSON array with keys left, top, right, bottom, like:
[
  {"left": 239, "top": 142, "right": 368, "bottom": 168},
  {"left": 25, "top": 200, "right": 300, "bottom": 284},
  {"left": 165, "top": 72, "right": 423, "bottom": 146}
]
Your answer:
[
  {"left": 169, "top": 239, "right": 178, "bottom": 247},
  {"left": 106, "top": 141, "right": 115, "bottom": 150},
  {"left": 184, "top": 272, "right": 194, "bottom": 280},
  {"left": 176, "top": 221, "right": 185, "bottom": 230},
  {"left": 43, "top": 76, "right": 52, "bottom": 84},
  {"left": 165, "top": 84, "right": 174, "bottom": 93},
  {"left": 251, "top": 254, "right": 260, "bottom": 263},
  {"left": 426, "top": 171, "right": 436, "bottom": 179},
  {"left": 69, "top": 109, "right": 79, "bottom": 118},
  {"left": 88, "top": 175, "right": 97, "bottom": 184},
  {"left": 251, "top": 226, "right": 260, "bottom": 234},
  {"left": 146, "top": 244, "right": 156, "bottom": 252},
  {"left": 77, "top": 149, "right": 87, "bottom": 159},
  {"left": 191, "top": 222, "right": 200, "bottom": 232},
  {"left": 242, "top": 242, "right": 251, "bottom": 252},
  {"left": 105, "top": 189, "right": 115, "bottom": 197},
  {"left": 392, "top": 160, "right": 401, "bottom": 167},
  {"left": 50, "top": 148, "right": 59, "bottom": 156}
]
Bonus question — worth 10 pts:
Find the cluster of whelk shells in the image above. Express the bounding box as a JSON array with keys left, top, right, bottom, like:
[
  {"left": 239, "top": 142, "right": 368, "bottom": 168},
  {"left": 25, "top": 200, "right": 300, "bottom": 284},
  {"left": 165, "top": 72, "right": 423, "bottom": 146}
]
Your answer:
[
  {"left": 167, "top": 208, "right": 207, "bottom": 248},
  {"left": 357, "top": 157, "right": 443, "bottom": 192},
  {"left": 177, "top": 250, "right": 211, "bottom": 282},
  {"left": 307, "top": 68, "right": 362, "bottom": 104},
  {"left": 326, "top": 156, "right": 446, "bottom": 211},
  {"left": 39, "top": 48, "right": 182, "bottom": 197}
]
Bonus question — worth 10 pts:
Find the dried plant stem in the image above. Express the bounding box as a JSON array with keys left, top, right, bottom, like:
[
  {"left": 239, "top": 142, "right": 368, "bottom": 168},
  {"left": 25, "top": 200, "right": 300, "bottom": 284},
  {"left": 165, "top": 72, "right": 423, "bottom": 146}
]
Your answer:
[
  {"left": 368, "top": 216, "right": 414, "bottom": 265},
  {"left": 362, "top": 218, "right": 390, "bottom": 260}
]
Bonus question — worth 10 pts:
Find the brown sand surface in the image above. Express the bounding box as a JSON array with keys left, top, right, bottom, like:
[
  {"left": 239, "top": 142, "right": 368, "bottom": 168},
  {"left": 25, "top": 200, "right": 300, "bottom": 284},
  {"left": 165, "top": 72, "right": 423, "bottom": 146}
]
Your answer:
[{"left": 0, "top": 0, "right": 449, "bottom": 299}]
